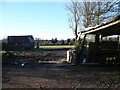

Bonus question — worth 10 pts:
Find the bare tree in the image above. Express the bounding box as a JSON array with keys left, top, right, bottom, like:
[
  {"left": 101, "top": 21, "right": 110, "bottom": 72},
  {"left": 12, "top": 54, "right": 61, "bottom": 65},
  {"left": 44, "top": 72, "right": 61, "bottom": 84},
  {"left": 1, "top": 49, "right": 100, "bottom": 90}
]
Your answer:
[
  {"left": 67, "top": 38, "right": 71, "bottom": 45},
  {"left": 66, "top": 0, "right": 83, "bottom": 40},
  {"left": 66, "top": 0, "right": 119, "bottom": 64},
  {"left": 66, "top": 0, "right": 84, "bottom": 64},
  {"left": 66, "top": 0, "right": 96, "bottom": 64},
  {"left": 82, "top": 0, "right": 119, "bottom": 27},
  {"left": 82, "top": 1, "right": 96, "bottom": 27},
  {"left": 51, "top": 38, "right": 58, "bottom": 45},
  {"left": 91, "top": 0, "right": 119, "bottom": 26}
]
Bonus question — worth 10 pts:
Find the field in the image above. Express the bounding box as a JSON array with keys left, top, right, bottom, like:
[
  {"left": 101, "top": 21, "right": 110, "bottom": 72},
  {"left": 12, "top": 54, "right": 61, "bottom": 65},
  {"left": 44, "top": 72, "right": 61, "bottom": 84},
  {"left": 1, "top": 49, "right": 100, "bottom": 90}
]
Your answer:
[
  {"left": 38, "top": 45, "right": 75, "bottom": 51},
  {"left": 2, "top": 45, "right": 120, "bottom": 88},
  {"left": 39, "top": 45, "right": 74, "bottom": 49}
]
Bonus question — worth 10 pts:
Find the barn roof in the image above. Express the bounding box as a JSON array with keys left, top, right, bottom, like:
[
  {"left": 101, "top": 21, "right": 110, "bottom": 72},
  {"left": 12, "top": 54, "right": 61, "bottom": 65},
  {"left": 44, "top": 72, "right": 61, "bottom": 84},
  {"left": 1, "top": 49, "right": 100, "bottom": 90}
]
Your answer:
[
  {"left": 8, "top": 35, "right": 34, "bottom": 43},
  {"left": 81, "top": 15, "right": 120, "bottom": 37}
]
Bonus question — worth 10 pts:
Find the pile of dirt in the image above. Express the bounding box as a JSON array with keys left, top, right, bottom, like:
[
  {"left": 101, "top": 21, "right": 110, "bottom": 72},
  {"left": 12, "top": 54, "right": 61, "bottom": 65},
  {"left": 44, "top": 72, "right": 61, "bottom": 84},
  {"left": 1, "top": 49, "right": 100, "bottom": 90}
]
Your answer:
[
  {"left": 2, "top": 50, "right": 67, "bottom": 66},
  {"left": 2, "top": 52, "right": 16, "bottom": 64}
]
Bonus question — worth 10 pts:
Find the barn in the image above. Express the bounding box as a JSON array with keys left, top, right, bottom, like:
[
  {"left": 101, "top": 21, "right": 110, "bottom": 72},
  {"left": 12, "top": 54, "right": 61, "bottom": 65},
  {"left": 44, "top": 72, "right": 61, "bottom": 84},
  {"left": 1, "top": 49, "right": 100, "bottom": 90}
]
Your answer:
[
  {"left": 79, "top": 15, "right": 120, "bottom": 64},
  {"left": 6, "top": 35, "right": 34, "bottom": 51}
]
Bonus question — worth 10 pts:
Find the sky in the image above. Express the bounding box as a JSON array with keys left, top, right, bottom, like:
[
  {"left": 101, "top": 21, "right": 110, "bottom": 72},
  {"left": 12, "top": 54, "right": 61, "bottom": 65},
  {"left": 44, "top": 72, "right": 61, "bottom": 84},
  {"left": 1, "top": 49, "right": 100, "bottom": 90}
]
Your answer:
[{"left": 1, "top": 1, "right": 75, "bottom": 40}]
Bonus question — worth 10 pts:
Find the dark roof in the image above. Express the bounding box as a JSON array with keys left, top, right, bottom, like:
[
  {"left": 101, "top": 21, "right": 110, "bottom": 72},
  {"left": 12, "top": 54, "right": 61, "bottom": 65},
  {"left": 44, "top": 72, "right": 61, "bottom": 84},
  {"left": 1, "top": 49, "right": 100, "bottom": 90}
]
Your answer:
[
  {"left": 8, "top": 35, "right": 34, "bottom": 43},
  {"left": 81, "top": 15, "right": 120, "bottom": 36}
]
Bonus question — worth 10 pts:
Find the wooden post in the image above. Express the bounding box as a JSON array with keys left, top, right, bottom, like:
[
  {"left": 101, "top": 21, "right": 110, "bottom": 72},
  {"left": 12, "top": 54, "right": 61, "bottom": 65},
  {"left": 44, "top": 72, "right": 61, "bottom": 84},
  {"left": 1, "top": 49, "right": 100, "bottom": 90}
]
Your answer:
[
  {"left": 81, "top": 34, "right": 87, "bottom": 51},
  {"left": 67, "top": 50, "right": 70, "bottom": 62},
  {"left": 118, "top": 35, "right": 120, "bottom": 43},
  {"left": 95, "top": 34, "right": 100, "bottom": 63},
  {"left": 100, "top": 35, "right": 102, "bottom": 42},
  {"left": 95, "top": 34, "right": 100, "bottom": 43}
]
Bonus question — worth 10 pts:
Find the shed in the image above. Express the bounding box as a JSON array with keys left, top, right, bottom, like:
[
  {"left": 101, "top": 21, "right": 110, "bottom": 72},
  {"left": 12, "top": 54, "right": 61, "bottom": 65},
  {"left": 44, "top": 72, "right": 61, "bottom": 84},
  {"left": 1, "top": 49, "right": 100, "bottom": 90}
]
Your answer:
[
  {"left": 7, "top": 35, "right": 34, "bottom": 50},
  {"left": 79, "top": 15, "right": 120, "bottom": 64}
]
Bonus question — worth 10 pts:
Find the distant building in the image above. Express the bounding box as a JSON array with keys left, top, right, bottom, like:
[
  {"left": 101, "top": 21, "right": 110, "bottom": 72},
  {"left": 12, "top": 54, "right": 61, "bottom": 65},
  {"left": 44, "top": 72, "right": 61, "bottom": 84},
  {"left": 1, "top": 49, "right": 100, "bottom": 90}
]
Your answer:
[{"left": 7, "top": 35, "right": 34, "bottom": 50}]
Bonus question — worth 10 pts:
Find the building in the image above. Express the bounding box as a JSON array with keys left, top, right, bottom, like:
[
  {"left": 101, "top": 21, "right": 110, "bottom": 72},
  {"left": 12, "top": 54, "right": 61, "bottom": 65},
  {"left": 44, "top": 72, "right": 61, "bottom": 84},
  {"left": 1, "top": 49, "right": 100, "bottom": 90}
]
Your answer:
[
  {"left": 79, "top": 15, "right": 120, "bottom": 64},
  {"left": 7, "top": 35, "right": 34, "bottom": 50}
]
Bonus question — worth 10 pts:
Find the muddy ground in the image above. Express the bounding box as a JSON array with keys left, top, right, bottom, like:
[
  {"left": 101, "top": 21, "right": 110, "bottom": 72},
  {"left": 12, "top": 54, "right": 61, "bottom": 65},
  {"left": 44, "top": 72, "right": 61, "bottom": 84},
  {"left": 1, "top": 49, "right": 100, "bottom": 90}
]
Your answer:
[{"left": 2, "top": 50, "right": 120, "bottom": 88}]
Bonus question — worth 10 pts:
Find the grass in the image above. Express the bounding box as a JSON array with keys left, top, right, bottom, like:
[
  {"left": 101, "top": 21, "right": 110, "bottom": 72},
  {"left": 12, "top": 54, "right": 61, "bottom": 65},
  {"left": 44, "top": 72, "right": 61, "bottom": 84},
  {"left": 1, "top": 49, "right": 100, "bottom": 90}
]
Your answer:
[{"left": 39, "top": 45, "right": 74, "bottom": 50}]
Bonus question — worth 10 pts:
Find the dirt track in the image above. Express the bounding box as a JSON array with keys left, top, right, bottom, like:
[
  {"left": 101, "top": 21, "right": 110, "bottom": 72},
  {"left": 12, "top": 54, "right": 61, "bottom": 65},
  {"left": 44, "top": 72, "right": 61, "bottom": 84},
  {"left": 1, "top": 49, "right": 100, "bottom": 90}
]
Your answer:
[
  {"left": 2, "top": 50, "right": 120, "bottom": 88},
  {"left": 2, "top": 63, "right": 120, "bottom": 88}
]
